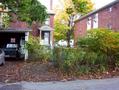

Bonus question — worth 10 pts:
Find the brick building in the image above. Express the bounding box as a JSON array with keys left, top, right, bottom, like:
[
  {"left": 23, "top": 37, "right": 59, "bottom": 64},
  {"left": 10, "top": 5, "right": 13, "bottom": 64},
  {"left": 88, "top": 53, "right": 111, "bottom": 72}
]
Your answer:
[
  {"left": 32, "top": 0, "right": 55, "bottom": 48},
  {"left": 0, "top": 9, "right": 31, "bottom": 60},
  {"left": 74, "top": 0, "right": 119, "bottom": 43}
]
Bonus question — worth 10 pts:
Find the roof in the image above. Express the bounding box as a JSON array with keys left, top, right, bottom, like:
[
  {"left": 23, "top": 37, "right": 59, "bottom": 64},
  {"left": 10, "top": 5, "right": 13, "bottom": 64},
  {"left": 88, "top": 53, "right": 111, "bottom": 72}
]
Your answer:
[
  {"left": 39, "top": 25, "right": 53, "bottom": 31},
  {"left": 47, "top": 10, "right": 55, "bottom": 15},
  {"left": 0, "top": 28, "right": 32, "bottom": 33},
  {"left": 75, "top": 0, "right": 119, "bottom": 22}
]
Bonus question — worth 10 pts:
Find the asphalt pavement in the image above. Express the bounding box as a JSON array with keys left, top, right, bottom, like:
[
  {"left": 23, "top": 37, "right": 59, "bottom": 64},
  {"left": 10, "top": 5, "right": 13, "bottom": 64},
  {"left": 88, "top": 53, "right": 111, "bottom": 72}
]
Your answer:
[{"left": 0, "top": 77, "right": 119, "bottom": 90}]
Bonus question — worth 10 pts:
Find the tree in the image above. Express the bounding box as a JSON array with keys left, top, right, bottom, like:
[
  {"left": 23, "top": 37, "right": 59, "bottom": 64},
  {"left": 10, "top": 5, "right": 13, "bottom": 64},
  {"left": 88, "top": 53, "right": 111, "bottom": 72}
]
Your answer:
[
  {"left": 54, "top": 0, "right": 94, "bottom": 47},
  {"left": 1, "top": 0, "right": 47, "bottom": 24},
  {"left": 54, "top": 20, "right": 70, "bottom": 41},
  {"left": 72, "top": 0, "right": 94, "bottom": 14}
]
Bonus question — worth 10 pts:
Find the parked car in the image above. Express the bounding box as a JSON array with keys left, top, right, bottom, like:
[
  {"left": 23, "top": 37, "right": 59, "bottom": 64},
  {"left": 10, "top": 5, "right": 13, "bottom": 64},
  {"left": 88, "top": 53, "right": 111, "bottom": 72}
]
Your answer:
[
  {"left": 0, "top": 49, "right": 5, "bottom": 65},
  {"left": 3, "top": 43, "right": 19, "bottom": 58}
]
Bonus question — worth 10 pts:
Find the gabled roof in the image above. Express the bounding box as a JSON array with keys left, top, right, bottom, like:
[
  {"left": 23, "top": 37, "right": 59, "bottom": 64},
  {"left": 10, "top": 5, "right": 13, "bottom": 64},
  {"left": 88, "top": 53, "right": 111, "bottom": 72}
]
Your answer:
[
  {"left": 39, "top": 25, "right": 53, "bottom": 31},
  {"left": 75, "top": 0, "right": 119, "bottom": 22}
]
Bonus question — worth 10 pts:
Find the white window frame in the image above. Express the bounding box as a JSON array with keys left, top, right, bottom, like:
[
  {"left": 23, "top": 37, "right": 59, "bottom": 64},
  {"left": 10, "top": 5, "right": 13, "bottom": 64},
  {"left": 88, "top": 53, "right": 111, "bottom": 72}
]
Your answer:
[
  {"left": 93, "top": 13, "right": 98, "bottom": 29},
  {"left": 109, "top": 7, "right": 112, "bottom": 12},
  {"left": 87, "top": 17, "right": 91, "bottom": 30},
  {"left": 107, "top": 23, "right": 112, "bottom": 29},
  {"left": 45, "top": 18, "right": 50, "bottom": 25}
]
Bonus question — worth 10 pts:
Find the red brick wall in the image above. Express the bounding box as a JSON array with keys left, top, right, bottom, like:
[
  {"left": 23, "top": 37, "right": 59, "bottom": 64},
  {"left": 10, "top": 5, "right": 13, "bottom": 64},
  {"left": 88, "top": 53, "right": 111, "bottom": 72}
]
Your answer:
[
  {"left": 31, "top": 21, "right": 39, "bottom": 37},
  {"left": 9, "top": 13, "right": 29, "bottom": 30},
  {"left": 49, "top": 14, "right": 55, "bottom": 45},
  {"left": 74, "top": 19, "right": 87, "bottom": 44},
  {"left": 9, "top": 21, "right": 28, "bottom": 30},
  {"left": 98, "top": 3, "right": 119, "bottom": 31},
  {"left": 32, "top": 14, "right": 55, "bottom": 37},
  {"left": 74, "top": 2, "right": 119, "bottom": 44},
  {"left": 49, "top": 15, "right": 54, "bottom": 28}
]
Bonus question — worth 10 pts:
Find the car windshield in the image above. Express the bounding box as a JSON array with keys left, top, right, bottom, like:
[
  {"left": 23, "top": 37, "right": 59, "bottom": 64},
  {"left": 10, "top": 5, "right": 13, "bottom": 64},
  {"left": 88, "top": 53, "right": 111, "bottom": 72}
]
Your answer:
[
  {"left": 6, "top": 44, "right": 18, "bottom": 48},
  {"left": 0, "top": 49, "right": 2, "bottom": 54}
]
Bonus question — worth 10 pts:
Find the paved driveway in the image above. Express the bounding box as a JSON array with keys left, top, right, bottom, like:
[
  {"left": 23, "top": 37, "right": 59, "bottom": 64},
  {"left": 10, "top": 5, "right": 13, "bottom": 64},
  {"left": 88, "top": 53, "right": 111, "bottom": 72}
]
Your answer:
[{"left": 0, "top": 78, "right": 119, "bottom": 90}]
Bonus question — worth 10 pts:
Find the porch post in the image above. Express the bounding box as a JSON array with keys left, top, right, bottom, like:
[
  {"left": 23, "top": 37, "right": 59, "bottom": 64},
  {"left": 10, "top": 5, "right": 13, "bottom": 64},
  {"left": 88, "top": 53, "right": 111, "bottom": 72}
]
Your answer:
[
  {"left": 50, "top": 31, "right": 53, "bottom": 49},
  {"left": 25, "top": 32, "right": 29, "bottom": 61},
  {"left": 40, "top": 30, "right": 42, "bottom": 44}
]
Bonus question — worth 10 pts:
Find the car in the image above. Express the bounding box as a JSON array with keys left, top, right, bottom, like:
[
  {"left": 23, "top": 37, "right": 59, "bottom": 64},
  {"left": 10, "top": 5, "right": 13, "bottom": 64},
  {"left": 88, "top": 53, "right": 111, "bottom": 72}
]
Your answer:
[
  {"left": 0, "top": 49, "right": 5, "bottom": 65},
  {"left": 3, "top": 43, "right": 19, "bottom": 58}
]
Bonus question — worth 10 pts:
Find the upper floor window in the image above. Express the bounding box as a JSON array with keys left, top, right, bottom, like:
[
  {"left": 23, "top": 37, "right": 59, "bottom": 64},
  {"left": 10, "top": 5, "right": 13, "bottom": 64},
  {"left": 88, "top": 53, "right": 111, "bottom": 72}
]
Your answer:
[
  {"left": 93, "top": 13, "right": 98, "bottom": 29},
  {"left": 44, "top": 18, "right": 50, "bottom": 25},
  {"left": 0, "top": 13, "right": 3, "bottom": 27},
  {"left": 109, "top": 7, "right": 112, "bottom": 12},
  {"left": 87, "top": 17, "right": 91, "bottom": 30}
]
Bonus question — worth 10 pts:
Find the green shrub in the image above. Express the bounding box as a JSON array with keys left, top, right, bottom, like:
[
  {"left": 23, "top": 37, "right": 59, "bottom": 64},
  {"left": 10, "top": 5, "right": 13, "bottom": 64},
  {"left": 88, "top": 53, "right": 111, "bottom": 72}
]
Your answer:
[
  {"left": 53, "top": 29, "right": 119, "bottom": 74},
  {"left": 53, "top": 47, "right": 81, "bottom": 72},
  {"left": 78, "top": 28, "right": 119, "bottom": 68},
  {"left": 26, "top": 35, "right": 51, "bottom": 62},
  {"left": 53, "top": 47, "right": 108, "bottom": 73},
  {"left": 26, "top": 29, "right": 119, "bottom": 75}
]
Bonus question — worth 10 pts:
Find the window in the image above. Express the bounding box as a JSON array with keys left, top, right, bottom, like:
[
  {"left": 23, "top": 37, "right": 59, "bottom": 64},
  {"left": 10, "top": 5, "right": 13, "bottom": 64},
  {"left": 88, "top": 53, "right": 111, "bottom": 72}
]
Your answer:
[
  {"left": 0, "top": 13, "right": 3, "bottom": 27},
  {"left": 45, "top": 18, "right": 50, "bottom": 25},
  {"left": 87, "top": 17, "right": 91, "bottom": 30},
  {"left": 11, "top": 38, "right": 16, "bottom": 43},
  {"left": 6, "top": 44, "right": 18, "bottom": 48},
  {"left": 109, "top": 7, "right": 112, "bottom": 12},
  {"left": 107, "top": 23, "right": 112, "bottom": 29},
  {"left": 93, "top": 13, "right": 98, "bottom": 29}
]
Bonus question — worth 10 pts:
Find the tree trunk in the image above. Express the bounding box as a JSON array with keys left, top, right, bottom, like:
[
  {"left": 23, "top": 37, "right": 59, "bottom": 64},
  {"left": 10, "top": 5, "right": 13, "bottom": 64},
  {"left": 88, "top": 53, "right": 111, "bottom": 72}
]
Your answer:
[{"left": 66, "top": 29, "right": 73, "bottom": 47}]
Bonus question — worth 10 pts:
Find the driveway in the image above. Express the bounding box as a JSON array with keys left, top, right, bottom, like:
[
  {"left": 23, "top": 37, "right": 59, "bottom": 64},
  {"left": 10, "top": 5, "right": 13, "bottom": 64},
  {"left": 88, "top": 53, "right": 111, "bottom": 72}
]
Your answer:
[{"left": 0, "top": 78, "right": 119, "bottom": 90}]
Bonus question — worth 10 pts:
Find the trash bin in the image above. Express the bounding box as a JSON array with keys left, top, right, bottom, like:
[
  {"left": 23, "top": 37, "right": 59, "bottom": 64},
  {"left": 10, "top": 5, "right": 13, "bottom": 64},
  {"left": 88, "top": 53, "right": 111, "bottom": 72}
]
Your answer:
[{"left": 0, "top": 49, "right": 5, "bottom": 65}]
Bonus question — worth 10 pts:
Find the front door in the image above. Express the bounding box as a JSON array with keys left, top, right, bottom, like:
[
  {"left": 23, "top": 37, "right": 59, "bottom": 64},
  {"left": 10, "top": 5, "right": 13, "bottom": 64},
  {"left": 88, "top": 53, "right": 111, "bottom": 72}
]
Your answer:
[{"left": 44, "top": 32, "right": 50, "bottom": 45}]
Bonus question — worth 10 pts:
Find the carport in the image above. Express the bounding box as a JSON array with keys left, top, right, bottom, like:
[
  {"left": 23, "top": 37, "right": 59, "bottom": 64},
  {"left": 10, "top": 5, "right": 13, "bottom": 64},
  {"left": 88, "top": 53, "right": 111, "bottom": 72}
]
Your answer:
[{"left": 0, "top": 29, "right": 31, "bottom": 60}]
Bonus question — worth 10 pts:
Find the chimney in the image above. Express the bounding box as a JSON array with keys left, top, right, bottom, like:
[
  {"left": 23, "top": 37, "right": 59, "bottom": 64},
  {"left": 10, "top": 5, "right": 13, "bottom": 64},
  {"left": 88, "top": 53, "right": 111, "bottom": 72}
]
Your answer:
[{"left": 50, "top": 0, "right": 53, "bottom": 10}]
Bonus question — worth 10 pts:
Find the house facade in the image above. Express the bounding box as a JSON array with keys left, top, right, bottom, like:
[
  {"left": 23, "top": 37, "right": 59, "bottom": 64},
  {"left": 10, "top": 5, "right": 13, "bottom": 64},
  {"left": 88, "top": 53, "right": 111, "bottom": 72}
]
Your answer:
[
  {"left": 32, "top": 0, "right": 55, "bottom": 48},
  {"left": 39, "top": 11, "right": 55, "bottom": 48},
  {"left": 32, "top": 11, "right": 55, "bottom": 48},
  {"left": 74, "top": 0, "right": 119, "bottom": 44},
  {"left": 0, "top": 8, "right": 31, "bottom": 60}
]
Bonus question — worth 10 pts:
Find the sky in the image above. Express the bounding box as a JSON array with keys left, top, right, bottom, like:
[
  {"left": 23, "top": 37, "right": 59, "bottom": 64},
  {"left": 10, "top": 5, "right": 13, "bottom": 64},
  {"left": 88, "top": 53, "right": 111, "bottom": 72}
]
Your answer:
[{"left": 39, "top": 0, "right": 115, "bottom": 10}]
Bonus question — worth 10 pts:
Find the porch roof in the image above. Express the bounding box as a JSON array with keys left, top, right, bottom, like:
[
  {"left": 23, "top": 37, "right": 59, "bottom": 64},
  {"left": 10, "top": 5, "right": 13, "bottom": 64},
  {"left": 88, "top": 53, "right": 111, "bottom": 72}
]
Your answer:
[
  {"left": 39, "top": 25, "right": 53, "bottom": 31},
  {"left": 0, "top": 28, "right": 32, "bottom": 33}
]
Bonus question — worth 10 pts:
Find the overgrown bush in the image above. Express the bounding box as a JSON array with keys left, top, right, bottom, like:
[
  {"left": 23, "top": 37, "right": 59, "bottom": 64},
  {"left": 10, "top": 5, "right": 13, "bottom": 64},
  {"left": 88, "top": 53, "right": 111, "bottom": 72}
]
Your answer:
[
  {"left": 26, "top": 35, "right": 51, "bottom": 62},
  {"left": 78, "top": 28, "right": 119, "bottom": 69},
  {"left": 26, "top": 29, "right": 119, "bottom": 75},
  {"left": 53, "top": 47, "right": 82, "bottom": 72},
  {"left": 53, "top": 47, "right": 108, "bottom": 74},
  {"left": 53, "top": 29, "right": 119, "bottom": 74}
]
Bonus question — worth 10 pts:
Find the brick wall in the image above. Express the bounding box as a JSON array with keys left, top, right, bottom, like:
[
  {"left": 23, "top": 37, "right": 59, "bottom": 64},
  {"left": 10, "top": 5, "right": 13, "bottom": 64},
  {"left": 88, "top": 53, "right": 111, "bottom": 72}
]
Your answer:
[
  {"left": 31, "top": 21, "right": 39, "bottom": 36},
  {"left": 49, "top": 15, "right": 54, "bottom": 28},
  {"left": 98, "top": 3, "right": 119, "bottom": 31},
  {"left": 32, "top": 14, "right": 54, "bottom": 37},
  {"left": 74, "top": 2, "right": 119, "bottom": 44},
  {"left": 74, "top": 19, "right": 87, "bottom": 44},
  {"left": 9, "top": 13, "right": 29, "bottom": 30},
  {"left": 49, "top": 14, "right": 54, "bottom": 45}
]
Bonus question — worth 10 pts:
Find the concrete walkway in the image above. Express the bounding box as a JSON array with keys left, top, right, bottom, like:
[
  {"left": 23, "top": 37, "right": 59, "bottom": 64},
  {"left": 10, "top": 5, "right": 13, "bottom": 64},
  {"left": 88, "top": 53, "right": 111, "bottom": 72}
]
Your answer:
[{"left": 0, "top": 78, "right": 119, "bottom": 90}]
